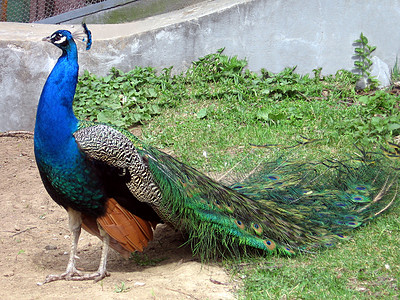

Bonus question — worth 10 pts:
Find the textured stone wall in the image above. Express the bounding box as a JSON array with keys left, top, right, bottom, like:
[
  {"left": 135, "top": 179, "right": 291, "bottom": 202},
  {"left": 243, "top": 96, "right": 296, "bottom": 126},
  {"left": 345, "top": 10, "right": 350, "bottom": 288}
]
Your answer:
[{"left": 1, "top": 0, "right": 400, "bottom": 131}]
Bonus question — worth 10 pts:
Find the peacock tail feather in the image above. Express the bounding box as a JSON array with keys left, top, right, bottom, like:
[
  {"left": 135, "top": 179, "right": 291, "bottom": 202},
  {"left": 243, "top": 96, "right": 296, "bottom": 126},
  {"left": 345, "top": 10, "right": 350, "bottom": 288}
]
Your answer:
[
  {"left": 142, "top": 143, "right": 397, "bottom": 258},
  {"left": 75, "top": 118, "right": 399, "bottom": 259}
]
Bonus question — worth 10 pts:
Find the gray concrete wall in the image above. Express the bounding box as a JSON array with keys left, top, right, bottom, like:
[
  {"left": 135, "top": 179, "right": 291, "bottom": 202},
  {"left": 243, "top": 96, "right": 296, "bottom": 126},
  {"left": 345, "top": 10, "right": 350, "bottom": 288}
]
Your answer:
[{"left": 1, "top": 0, "right": 400, "bottom": 131}]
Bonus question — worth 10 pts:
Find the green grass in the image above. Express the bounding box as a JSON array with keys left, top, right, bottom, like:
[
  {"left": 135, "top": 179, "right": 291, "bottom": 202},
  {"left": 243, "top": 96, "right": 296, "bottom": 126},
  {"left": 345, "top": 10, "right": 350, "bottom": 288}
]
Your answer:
[
  {"left": 230, "top": 212, "right": 400, "bottom": 299},
  {"left": 392, "top": 57, "right": 400, "bottom": 83},
  {"left": 74, "top": 49, "right": 400, "bottom": 299}
]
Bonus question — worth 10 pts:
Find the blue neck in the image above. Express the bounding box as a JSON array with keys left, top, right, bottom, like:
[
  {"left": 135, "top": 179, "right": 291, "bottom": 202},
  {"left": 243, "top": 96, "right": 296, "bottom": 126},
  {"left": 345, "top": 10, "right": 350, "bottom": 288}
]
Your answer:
[{"left": 34, "top": 42, "right": 79, "bottom": 157}]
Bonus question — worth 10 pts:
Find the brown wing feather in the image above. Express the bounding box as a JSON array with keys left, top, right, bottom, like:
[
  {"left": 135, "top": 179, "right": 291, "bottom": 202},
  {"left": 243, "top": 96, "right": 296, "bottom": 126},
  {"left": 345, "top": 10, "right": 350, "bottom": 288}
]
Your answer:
[{"left": 81, "top": 198, "right": 155, "bottom": 259}]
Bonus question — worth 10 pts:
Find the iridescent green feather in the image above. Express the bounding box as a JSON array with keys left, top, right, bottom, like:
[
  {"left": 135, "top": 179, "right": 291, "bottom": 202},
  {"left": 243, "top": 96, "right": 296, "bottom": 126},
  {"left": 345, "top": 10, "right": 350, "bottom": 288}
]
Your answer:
[{"left": 134, "top": 142, "right": 398, "bottom": 258}]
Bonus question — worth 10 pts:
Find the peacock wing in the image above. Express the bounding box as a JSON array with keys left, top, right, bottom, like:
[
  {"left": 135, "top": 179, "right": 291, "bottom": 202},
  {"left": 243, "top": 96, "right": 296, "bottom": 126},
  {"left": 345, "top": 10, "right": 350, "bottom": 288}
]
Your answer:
[{"left": 73, "top": 122, "right": 159, "bottom": 254}]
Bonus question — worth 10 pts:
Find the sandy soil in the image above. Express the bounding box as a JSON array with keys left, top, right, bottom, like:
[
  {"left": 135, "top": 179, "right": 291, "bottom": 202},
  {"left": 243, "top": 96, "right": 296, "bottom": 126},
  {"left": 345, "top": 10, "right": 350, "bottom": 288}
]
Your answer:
[{"left": 0, "top": 135, "right": 236, "bottom": 300}]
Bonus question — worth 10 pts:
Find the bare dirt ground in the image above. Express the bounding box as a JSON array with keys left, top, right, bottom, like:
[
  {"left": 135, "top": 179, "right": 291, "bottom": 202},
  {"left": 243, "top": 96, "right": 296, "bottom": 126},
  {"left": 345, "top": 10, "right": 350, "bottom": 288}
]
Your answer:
[{"left": 0, "top": 135, "right": 236, "bottom": 300}]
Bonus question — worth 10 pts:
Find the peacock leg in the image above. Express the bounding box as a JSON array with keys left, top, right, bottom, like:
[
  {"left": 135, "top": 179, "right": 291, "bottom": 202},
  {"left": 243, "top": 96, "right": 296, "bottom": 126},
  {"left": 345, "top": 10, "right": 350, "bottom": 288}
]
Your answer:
[
  {"left": 40, "top": 210, "right": 110, "bottom": 284},
  {"left": 87, "top": 225, "right": 110, "bottom": 282},
  {"left": 41, "top": 208, "right": 83, "bottom": 284},
  {"left": 58, "top": 224, "right": 110, "bottom": 282}
]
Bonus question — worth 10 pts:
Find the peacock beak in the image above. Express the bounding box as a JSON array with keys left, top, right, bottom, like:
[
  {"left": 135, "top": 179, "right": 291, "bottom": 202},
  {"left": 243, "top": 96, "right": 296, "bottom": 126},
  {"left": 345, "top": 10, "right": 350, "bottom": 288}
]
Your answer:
[{"left": 42, "top": 36, "right": 51, "bottom": 42}]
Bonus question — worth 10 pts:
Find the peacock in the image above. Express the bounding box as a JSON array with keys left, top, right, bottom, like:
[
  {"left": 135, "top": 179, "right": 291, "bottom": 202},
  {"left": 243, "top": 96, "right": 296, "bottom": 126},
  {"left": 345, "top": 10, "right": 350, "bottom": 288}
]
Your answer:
[
  {"left": 34, "top": 24, "right": 398, "bottom": 284},
  {"left": 35, "top": 25, "right": 160, "bottom": 284}
]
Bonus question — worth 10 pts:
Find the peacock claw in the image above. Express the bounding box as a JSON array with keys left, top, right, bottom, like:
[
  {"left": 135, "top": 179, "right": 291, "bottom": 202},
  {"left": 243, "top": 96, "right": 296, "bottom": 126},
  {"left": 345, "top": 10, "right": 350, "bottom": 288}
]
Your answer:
[
  {"left": 92, "top": 271, "right": 110, "bottom": 283},
  {"left": 40, "top": 269, "right": 109, "bottom": 284}
]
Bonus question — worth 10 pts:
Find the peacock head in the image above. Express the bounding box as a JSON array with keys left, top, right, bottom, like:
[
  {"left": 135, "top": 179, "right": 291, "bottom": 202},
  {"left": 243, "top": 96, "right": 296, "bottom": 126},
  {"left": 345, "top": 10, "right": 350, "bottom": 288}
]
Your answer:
[
  {"left": 43, "top": 30, "right": 74, "bottom": 50},
  {"left": 43, "top": 24, "right": 92, "bottom": 51}
]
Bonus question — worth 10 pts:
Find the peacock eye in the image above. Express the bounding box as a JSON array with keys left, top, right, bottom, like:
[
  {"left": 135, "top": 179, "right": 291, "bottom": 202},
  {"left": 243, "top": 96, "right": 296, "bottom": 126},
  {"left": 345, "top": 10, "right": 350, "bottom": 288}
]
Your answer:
[
  {"left": 51, "top": 33, "right": 60, "bottom": 40},
  {"left": 52, "top": 33, "right": 67, "bottom": 45}
]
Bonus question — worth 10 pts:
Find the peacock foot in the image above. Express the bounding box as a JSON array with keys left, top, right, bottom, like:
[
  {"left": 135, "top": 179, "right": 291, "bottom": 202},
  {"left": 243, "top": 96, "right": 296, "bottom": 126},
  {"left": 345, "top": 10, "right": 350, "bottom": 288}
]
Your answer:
[{"left": 38, "top": 268, "right": 110, "bottom": 285}]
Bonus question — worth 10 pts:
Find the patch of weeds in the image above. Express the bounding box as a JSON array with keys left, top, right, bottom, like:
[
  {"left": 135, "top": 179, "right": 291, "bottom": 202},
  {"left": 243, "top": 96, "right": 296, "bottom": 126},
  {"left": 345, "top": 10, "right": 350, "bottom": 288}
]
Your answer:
[
  {"left": 74, "top": 49, "right": 399, "bottom": 164},
  {"left": 74, "top": 67, "right": 172, "bottom": 128},
  {"left": 336, "top": 90, "right": 400, "bottom": 142}
]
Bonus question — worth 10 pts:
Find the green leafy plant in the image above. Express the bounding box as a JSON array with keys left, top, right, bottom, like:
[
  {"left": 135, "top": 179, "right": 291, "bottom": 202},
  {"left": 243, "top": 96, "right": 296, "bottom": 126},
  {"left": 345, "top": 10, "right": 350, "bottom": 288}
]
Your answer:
[
  {"left": 353, "top": 32, "right": 379, "bottom": 89},
  {"left": 187, "top": 47, "right": 247, "bottom": 82},
  {"left": 335, "top": 91, "right": 400, "bottom": 142},
  {"left": 74, "top": 67, "right": 174, "bottom": 128}
]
